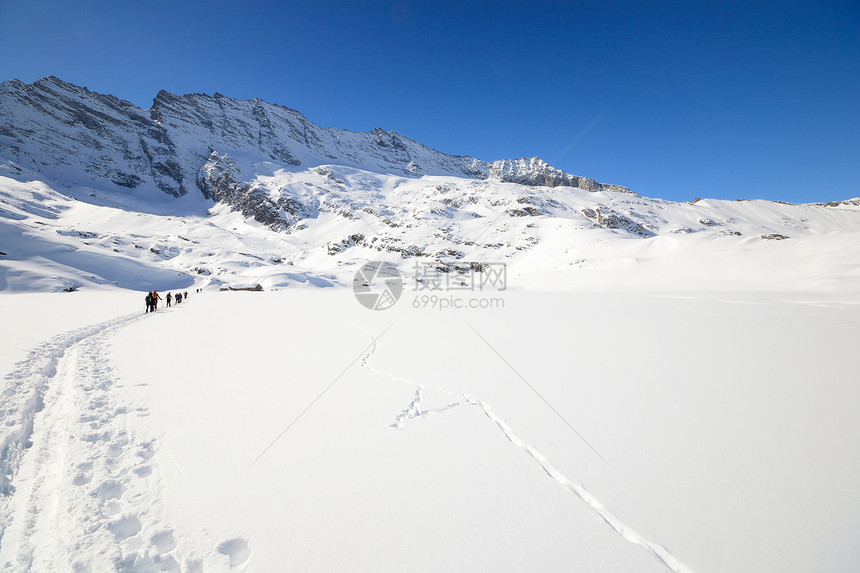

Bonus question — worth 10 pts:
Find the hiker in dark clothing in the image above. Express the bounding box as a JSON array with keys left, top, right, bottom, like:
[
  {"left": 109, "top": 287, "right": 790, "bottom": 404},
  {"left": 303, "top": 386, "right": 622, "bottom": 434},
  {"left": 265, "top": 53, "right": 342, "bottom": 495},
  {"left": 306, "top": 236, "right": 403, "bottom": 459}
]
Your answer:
[
  {"left": 151, "top": 290, "right": 162, "bottom": 311},
  {"left": 145, "top": 292, "right": 153, "bottom": 314},
  {"left": 183, "top": 291, "right": 189, "bottom": 300},
  {"left": 175, "top": 292, "right": 182, "bottom": 304},
  {"left": 166, "top": 292, "right": 173, "bottom": 308}
]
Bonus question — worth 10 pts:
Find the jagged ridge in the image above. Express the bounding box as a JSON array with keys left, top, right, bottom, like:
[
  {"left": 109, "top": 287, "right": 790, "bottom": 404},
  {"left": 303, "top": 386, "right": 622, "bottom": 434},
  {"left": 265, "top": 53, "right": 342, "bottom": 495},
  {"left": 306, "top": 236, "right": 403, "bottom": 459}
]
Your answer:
[{"left": 0, "top": 76, "right": 630, "bottom": 212}]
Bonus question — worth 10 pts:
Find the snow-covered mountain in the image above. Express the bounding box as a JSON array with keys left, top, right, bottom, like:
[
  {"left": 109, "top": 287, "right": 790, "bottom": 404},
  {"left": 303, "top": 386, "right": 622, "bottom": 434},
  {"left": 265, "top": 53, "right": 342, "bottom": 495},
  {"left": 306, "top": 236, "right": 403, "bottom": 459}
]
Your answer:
[
  {"left": 0, "top": 76, "right": 628, "bottom": 200},
  {"left": 1, "top": 76, "right": 859, "bottom": 293},
  {"left": 3, "top": 79, "right": 860, "bottom": 573}
]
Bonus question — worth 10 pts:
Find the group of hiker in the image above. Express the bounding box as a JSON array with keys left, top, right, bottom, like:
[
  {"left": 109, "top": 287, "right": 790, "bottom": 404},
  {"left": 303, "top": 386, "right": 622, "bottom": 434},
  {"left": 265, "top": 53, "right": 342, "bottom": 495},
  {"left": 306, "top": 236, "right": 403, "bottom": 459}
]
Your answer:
[{"left": 145, "top": 289, "right": 198, "bottom": 313}]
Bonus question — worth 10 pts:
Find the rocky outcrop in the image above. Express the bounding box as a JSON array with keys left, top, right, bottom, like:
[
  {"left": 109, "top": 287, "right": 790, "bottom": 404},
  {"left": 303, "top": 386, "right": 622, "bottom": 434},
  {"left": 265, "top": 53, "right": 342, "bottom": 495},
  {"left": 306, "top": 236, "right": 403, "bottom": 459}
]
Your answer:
[
  {"left": 582, "top": 207, "right": 654, "bottom": 237},
  {"left": 488, "top": 158, "right": 632, "bottom": 194},
  {"left": 197, "top": 151, "right": 317, "bottom": 230}
]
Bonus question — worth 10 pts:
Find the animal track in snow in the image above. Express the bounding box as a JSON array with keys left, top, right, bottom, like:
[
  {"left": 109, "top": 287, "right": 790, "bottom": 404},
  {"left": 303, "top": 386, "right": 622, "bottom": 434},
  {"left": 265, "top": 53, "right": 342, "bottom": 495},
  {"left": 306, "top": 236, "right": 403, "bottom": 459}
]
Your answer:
[
  {"left": 359, "top": 329, "right": 694, "bottom": 573},
  {"left": 359, "top": 329, "right": 469, "bottom": 429}
]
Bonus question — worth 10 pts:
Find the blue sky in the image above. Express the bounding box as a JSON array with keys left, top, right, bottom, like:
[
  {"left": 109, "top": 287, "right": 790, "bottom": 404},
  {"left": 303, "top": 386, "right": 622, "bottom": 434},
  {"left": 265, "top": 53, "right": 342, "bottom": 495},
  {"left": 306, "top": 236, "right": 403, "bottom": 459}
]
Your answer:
[{"left": 1, "top": 0, "right": 857, "bottom": 202}]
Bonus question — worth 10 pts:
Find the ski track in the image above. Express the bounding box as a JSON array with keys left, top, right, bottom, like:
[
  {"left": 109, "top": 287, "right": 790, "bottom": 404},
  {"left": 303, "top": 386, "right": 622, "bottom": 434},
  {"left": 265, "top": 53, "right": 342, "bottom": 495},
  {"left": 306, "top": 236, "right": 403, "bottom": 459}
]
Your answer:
[
  {"left": 0, "top": 312, "right": 250, "bottom": 572},
  {"left": 360, "top": 330, "right": 694, "bottom": 573}
]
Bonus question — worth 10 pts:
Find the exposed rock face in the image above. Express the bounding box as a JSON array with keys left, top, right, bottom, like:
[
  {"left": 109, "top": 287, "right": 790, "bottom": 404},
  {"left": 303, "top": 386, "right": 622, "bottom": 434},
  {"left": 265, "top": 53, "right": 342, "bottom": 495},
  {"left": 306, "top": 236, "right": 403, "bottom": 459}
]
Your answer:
[
  {"left": 582, "top": 207, "right": 654, "bottom": 237},
  {"left": 0, "top": 77, "right": 187, "bottom": 196},
  {"left": 488, "top": 158, "right": 630, "bottom": 194},
  {"left": 197, "top": 151, "right": 316, "bottom": 231},
  {"left": 0, "top": 76, "right": 632, "bottom": 227}
]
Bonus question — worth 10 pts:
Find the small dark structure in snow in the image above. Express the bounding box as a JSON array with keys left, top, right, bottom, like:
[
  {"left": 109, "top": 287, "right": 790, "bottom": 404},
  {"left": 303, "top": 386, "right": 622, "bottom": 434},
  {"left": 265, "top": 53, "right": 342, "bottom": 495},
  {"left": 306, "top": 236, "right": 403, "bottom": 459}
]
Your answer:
[{"left": 220, "top": 283, "right": 264, "bottom": 292}]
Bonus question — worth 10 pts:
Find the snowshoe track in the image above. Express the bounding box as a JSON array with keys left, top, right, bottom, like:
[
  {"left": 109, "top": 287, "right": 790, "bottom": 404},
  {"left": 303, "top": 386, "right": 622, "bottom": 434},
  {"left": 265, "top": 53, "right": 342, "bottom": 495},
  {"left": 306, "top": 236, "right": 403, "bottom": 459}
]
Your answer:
[{"left": 0, "top": 312, "right": 250, "bottom": 572}]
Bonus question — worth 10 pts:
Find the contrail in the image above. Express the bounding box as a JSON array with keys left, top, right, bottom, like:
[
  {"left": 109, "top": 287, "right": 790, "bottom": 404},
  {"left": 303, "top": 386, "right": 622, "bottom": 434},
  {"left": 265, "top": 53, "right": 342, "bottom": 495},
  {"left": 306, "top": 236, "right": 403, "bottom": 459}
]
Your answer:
[{"left": 551, "top": 108, "right": 609, "bottom": 166}]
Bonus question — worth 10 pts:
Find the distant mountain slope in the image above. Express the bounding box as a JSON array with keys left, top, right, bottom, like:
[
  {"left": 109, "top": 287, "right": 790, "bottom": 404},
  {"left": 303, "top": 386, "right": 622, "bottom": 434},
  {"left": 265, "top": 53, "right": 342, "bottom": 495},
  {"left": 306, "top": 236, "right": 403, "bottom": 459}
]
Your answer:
[
  {"left": 0, "top": 77, "right": 628, "bottom": 199},
  {"left": 1, "top": 77, "right": 859, "bottom": 294}
]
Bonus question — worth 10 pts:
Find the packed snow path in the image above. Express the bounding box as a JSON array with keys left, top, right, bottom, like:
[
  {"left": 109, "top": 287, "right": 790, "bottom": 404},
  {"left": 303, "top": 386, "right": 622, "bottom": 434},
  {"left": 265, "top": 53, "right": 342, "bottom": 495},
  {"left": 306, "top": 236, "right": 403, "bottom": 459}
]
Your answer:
[{"left": 0, "top": 311, "right": 248, "bottom": 572}]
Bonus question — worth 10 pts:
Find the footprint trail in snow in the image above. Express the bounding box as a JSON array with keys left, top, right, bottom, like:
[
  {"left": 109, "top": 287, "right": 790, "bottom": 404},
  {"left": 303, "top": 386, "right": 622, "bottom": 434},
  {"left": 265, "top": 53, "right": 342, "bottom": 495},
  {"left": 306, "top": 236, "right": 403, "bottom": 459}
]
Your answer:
[
  {"left": 0, "top": 312, "right": 250, "bottom": 572},
  {"left": 360, "top": 329, "right": 694, "bottom": 573}
]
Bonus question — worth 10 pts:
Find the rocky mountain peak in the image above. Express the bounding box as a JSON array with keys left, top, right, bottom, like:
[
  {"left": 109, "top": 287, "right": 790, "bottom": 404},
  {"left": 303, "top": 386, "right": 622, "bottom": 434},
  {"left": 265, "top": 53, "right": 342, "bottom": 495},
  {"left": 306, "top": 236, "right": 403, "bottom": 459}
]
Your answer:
[{"left": 1, "top": 76, "right": 633, "bottom": 227}]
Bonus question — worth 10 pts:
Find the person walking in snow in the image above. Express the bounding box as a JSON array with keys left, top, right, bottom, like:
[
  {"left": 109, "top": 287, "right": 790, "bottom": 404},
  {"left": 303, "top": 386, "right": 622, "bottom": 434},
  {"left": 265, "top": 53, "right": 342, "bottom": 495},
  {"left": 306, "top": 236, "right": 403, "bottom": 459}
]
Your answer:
[
  {"left": 151, "top": 290, "right": 162, "bottom": 311},
  {"left": 145, "top": 292, "right": 153, "bottom": 314},
  {"left": 166, "top": 292, "right": 172, "bottom": 308}
]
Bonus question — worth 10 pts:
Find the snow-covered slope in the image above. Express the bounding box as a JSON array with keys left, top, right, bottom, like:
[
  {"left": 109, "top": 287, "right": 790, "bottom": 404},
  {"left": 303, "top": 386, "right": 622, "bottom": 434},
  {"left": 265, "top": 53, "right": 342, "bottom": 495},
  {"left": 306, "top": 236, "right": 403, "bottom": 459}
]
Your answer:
[
  {"left": 1, "top": 168, "right": 859, "bottom": 294},
  {"left": 2, "top": 290, "right": 859, "bottom": 573},
  {"left": 1, "top": 76, "right": 859, "bottom": 294}
]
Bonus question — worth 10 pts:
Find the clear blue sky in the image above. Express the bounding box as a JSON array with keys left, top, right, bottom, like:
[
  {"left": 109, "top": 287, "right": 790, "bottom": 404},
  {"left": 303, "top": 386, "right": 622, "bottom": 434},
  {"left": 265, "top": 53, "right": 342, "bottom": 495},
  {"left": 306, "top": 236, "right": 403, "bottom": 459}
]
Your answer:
[{"left": 1, "top": 0, "right": 857, "bottom": 202}]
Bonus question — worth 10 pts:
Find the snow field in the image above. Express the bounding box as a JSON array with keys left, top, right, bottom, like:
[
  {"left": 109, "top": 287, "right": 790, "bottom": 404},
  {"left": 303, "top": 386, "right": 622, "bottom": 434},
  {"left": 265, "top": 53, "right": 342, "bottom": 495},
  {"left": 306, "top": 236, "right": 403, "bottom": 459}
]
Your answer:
[{"left": 2, "top": 288, "right": 855, "bottom": 571}]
